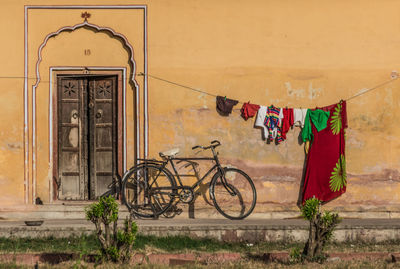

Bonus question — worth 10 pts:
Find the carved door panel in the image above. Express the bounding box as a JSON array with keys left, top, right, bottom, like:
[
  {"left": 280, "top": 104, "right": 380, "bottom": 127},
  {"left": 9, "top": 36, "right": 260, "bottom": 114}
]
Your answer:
[
  {"left": 88, "top": 77, "right": 117, "bottom": 199},
  {"left": 57, "top": 76, "right": 117, "bottom": 200}
]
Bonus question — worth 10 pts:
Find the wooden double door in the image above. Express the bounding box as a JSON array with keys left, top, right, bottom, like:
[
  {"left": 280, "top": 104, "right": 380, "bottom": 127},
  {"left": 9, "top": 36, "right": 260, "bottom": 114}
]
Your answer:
[{"left": 57, "top": 75, "right": 117, "bottom": 200}]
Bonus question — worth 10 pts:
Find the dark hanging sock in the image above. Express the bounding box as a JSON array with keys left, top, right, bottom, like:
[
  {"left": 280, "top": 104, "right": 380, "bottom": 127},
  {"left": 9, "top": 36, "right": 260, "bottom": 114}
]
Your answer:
[{"left": 216, "top": 96, "right": 239, "bottom": 116}]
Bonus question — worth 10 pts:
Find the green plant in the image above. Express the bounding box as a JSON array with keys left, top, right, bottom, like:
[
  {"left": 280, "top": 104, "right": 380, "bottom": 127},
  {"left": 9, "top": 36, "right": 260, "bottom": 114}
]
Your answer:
[
  {"left": 85, "top": 195, "right": 138, "bottom": 263},
  {"left": 300, "top": 198, "right": 341, "bottom": 262},
  {"left": 288, "top": 246, "right": 304, "bottom": 264}
]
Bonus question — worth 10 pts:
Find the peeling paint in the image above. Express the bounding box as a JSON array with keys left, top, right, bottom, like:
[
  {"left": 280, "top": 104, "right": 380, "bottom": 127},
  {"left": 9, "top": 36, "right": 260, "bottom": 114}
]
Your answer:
[
  {"left": 197, "top": 93, "right": 208, "bottom": 109},
  {"left": 285, "top": 82, "right": 305, "bottom": 98},
  {"left": 308, "top": 82, "right": 323, "bottom": 100}
]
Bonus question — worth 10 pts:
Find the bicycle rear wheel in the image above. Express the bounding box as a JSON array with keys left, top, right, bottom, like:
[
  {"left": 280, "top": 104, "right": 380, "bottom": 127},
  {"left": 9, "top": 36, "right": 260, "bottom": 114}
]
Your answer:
[
  {"left": 210, "top": 167, "right": 257, "bottom": 220},
  {"left": 122, "top": 164, "right": 177, "bottom": 218}
]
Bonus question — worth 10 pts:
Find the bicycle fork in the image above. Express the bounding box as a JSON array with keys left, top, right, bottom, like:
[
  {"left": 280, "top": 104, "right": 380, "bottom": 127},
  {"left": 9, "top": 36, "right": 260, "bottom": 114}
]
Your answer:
[
  {"left": 212, "top": 146, "right": 236, "bottom": 197},
  {"left": 217, "top": 168, "right": 237, "bottom": 196}
]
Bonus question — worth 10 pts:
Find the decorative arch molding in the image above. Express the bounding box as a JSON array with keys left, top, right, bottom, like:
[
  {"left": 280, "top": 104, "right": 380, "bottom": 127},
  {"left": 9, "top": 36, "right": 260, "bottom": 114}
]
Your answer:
[
  {"left": 25, "top": 5, "right": 148, "bottom": 205},
  {"left": 32, "top": 21, "right": 141, "bottom": 204},
  {"left": 33, "top": 20, "right": 139, "bottom": 90}
]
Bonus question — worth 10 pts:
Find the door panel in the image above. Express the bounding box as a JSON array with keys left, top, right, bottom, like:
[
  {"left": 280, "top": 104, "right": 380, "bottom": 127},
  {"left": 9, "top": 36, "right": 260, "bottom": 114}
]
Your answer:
[
  {"left": 57, "top": 76, "right": 117, "bottom": 200},
  {"left": 89, "top": 77, "right": 116, "bottom": 199},
  {"left": 57, "top": 78, "right": 86, "bottom": 200}
]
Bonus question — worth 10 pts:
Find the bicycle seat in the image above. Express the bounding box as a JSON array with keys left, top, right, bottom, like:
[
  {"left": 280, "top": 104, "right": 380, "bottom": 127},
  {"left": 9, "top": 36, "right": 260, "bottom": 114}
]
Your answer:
[{"left": 159, "top": 148, "right": 180, "bottom": 158}]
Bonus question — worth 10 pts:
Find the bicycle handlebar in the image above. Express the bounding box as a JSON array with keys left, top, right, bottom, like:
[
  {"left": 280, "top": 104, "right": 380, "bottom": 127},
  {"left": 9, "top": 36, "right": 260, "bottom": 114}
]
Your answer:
[{"left": 191, "top": 140, "right": 221, "bottom": 150}]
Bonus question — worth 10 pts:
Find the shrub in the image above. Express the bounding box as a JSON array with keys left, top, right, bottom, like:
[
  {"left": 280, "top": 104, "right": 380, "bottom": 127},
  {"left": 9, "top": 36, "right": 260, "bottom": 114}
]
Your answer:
[
  {"left": 300, "top": 198, "right": 341, "bottom": 262},
  {"left": 85, "top": 195, "right": 137, "bottom": 263}
]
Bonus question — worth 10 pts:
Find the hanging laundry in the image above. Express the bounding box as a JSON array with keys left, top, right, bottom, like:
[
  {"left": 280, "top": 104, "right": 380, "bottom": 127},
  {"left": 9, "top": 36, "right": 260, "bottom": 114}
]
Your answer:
[
  {"left": 301, "top": 109, "right": 330, "bottom": 143},
  {"left": 281, "top": 108, "right": 294, "bottom": 140},
  {"left": 241, "top": 102, "right": 260, "bottom": 120},
  {"left": 254, "top": 106, "right": 269, "bottom": 140},
  {"left": 301, "top": 101, "right": 347, "bottom": 204},
  {"left": 293, "top": 108, "right": 308, "bottom": 127},
  {"left": 264, "top": 105, "right": 284, "bottom": 143},
  {"left": 216, "top": 96, "right": 239, "bottom": 116}
]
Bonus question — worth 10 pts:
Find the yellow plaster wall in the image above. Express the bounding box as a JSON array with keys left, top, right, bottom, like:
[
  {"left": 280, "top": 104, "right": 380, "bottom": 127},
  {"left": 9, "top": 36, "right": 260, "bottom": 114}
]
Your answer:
[{"left": 0, "top": 0, "right": 399, "bottom": 214}]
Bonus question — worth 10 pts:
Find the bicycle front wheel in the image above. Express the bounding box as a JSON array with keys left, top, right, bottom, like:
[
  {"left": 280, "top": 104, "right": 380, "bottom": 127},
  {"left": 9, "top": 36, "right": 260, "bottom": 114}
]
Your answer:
[
  {"left": 210, "top": 167, "right": 257, "bottom": 220},
  {"left": 122, "top": 164, "right": 177, "bottom": 218}
]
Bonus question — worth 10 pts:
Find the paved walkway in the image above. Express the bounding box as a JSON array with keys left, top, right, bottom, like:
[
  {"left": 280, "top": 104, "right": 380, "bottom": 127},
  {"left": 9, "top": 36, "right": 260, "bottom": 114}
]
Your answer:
[{"left": 1, "top": 218, "right": 400, "bottom": 242}]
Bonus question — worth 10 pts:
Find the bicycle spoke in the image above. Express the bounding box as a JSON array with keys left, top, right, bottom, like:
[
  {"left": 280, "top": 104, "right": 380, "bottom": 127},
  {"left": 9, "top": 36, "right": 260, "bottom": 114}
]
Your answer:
[
  {"left": 122, "top": 164, "right": 176, "bottom": 218},
  {"left": 211, "top": 168, "right": 256, "bottom": 220}
]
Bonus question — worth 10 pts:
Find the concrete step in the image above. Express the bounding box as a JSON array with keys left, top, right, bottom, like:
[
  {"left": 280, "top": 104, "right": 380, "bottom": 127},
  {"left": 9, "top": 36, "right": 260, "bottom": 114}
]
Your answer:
[
  {"left": 0, "top": 204, "right": 130, "bottom": 220},
  {"left": 2, "top": 203, "right": 399, "bottom": 220},
  {"left": 1, "top": 218, "right": 400, "bottom": 243}
]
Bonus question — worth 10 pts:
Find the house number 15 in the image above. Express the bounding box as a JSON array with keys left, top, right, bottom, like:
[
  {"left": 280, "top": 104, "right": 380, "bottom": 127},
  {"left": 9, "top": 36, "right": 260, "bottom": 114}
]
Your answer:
[{"left": 84, "top": 49, "right": 91, "bottom": 55}]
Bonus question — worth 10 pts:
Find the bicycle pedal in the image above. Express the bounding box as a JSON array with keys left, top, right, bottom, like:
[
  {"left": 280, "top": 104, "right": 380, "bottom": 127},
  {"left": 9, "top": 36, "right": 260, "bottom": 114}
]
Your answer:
[{"left": 176, "top": 208, "right": 183, "bottom": 215}]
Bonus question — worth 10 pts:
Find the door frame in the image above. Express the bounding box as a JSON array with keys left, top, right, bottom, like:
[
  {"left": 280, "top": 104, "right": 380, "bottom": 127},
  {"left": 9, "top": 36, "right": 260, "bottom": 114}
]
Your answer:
[{"left": 51, "top": 68, "right": 126, "bottom": 201}]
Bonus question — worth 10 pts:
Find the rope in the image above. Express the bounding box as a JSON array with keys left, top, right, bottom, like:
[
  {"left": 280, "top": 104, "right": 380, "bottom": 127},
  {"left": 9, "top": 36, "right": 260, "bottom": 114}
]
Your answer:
[
  {"left": 138, "top": 72, "right": 218, "bottom": 98},
  {"left": 140, "top": 72, "right": 399, "bottom": 104},
  {"left": 345, "top": 76, "right": 399, "bottom": 102},
  {"left": 2, "top": 72, "right": 398, "bottom": 104}
]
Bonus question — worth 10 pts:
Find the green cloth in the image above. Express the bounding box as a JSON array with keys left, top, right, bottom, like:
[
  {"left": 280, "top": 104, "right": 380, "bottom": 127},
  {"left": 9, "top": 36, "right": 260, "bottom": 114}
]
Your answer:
[{"left": 302, "top": 109, "right": 330, "bottom": 142}]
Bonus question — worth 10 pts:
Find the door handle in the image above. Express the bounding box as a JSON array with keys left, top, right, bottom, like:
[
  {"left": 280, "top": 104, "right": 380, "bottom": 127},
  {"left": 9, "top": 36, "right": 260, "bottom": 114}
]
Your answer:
[{"left": 96, "top": 109, "right": 103, "bottom": 119}]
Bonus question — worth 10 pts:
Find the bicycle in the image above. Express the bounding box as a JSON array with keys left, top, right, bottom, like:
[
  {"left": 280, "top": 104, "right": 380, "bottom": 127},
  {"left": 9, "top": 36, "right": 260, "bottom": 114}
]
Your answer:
[{"left": 120, "top": 140, "right": 257, "bottom": 220}]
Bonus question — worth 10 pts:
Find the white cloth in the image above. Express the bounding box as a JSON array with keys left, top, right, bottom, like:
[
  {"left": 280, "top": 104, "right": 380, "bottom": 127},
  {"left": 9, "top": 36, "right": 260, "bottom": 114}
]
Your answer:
[
  {"left": 278, "top": 108, "right": 284, "bottom": 127},
  {"left": 293, "top": 108, "right": 308, "bottom": 128},
  {"left": 254, "top": 106, "right": 268, "bottom": 140}
]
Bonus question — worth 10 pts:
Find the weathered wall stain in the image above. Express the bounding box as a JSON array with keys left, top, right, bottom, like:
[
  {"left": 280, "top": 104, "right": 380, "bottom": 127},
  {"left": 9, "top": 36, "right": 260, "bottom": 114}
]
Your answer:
[
  {"left": 285, "top": 82, "right": 306, "bottom": 99},
  {"left": 285, "top": 82, "right": 323, "bottom": 100}
]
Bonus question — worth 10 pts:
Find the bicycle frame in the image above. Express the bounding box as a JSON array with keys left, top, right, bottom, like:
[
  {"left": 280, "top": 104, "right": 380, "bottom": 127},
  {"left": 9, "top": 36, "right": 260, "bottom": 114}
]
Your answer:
[
  {"left": 118, "top": 140, "right": 256, "bottom": 219},
  {"left": 170, "top": 157, "right": 220, "bottom": 190},
  {"left": 161, "top": 144, "right": 226, "bottom": 190},
  {"left": 116, "top": 145, "right": 232, "bottom": 199}
]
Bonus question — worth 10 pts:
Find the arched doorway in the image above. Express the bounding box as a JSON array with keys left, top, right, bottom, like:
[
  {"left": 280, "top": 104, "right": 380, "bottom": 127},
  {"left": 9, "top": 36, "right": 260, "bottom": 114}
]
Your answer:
[{"left": 33, "top": 21, "right": 139, "bottom": 201}]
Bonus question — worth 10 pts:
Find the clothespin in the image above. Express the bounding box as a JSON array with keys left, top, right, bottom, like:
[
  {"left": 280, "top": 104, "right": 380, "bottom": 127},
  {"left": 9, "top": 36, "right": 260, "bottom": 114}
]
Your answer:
[{"left": 224, "top": 96, "right": 227, "bottom": 101}]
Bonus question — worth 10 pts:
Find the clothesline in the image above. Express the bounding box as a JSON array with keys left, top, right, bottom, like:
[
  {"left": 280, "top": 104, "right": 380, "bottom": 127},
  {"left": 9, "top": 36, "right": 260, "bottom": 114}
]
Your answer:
[
  {"left": 138, "top": 72, "right": 399, "bottom": 105},
  {"left": 2, "top": 72, "right": 397, "bottom": 104}
]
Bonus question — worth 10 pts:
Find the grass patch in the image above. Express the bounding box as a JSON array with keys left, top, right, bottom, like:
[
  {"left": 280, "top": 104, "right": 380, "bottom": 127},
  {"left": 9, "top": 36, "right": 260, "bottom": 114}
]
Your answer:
[
  {"left": 134, "top": 234, "right": 248, "bottom": 253},
  {"left": 0, "top": 234, "right": 251, "bottom": 254},
  {"left": 1, "top": 259, "right": 400, "bottom": 269},
  {"left": 1, "top": 235, "right": 400, "bottom": 255},
  {"left": 0, "top": 234, "right": 99, "bottom": 254}
]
